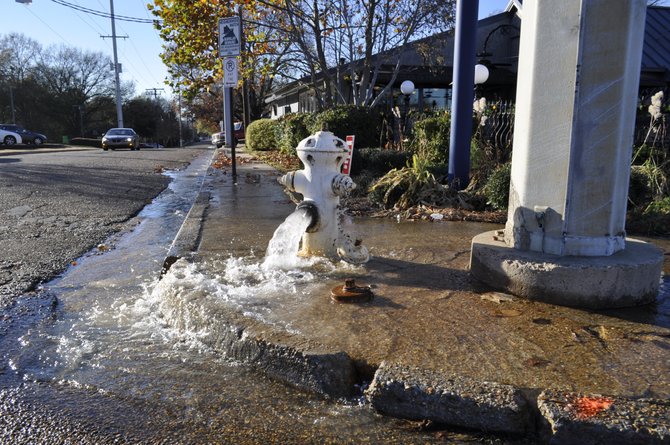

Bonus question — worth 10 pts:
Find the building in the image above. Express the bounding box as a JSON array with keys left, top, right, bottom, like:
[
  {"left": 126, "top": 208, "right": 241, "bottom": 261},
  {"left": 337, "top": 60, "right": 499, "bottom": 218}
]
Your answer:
[{"left": 265, "top": 3, "right": 670, "bottom": 119}]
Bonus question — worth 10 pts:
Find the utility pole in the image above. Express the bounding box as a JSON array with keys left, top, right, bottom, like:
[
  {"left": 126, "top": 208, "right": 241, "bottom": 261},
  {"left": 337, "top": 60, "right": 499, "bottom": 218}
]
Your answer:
[
  {"left": 8, "top": 85, "right": 16, "bottom": 124},
  {"left": 177, "top": 89, "right": 183, "bottom": 148},
  {"left": 239, "top": 10, "right": 250, "bottom": 130},
  {"left": 145, "top": 87, "right": 164, "bottom": 101},
  {"left": 100, "top": 0, "right": 126, "bottom": 128},
  {"left": 146, "top": 87, "right": 164, "bottom": 147}
]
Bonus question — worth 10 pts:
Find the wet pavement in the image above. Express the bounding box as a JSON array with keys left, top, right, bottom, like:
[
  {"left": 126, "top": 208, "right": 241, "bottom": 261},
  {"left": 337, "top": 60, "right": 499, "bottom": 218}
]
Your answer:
[
  {"left": 183, "top": 146, "right": 670, "bottom": 441},
  {"left": 1, "top": 147, "right": 534, "bottom": 444},
  {"left": 195, "top": 148, "right": 670, "bottom": 400},
  {"left": 3, "top": 144, "right": 668, "bottom": 443}
]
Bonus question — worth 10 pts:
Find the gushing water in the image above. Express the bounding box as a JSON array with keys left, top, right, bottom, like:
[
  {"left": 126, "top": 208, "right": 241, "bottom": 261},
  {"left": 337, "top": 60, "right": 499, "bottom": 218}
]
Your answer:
[{"left": 263, "top": 209, "right": 312, "bottom": 269}]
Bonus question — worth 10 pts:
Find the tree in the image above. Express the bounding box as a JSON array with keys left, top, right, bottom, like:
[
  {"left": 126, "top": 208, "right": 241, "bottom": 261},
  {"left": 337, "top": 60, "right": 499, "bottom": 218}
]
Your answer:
[
  {"left": 148, "top": 0, "right": 456, "bottom": 115},
  {"left": 271, "top": 0, "right": 456, "bottom": 108},
  {"left": 32, "top": 45, "right": 118, "bottom": 137},
  {"left": 149, "top": 0, "right": 284, "bottom": 122},
  {"left": 0, "top": 33, "right": 43, "bottom": 125}
]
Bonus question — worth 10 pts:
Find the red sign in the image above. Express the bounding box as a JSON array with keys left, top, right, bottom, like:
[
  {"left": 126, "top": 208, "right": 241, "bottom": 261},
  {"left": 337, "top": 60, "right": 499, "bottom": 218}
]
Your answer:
[{"left": 341, "top": 135, "right": 355, "bottom": 175}]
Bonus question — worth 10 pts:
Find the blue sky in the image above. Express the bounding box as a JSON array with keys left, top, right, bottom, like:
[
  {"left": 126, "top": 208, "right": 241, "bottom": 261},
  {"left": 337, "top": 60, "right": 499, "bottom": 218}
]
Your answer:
[{"left": 6, "top": 0, "right": 509, "bottom": 98}]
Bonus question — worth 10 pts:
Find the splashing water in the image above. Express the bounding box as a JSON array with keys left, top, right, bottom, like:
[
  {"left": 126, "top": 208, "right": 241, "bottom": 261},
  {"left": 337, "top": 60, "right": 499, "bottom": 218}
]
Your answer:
[{"left": 263, "top": 209, "right": 313, "bottom": 269}]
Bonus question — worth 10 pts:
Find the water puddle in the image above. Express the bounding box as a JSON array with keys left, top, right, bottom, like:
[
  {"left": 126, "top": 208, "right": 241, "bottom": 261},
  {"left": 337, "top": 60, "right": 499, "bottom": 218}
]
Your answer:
[{"left": 1, "top": 152, "right": 524, "bottom": 443}]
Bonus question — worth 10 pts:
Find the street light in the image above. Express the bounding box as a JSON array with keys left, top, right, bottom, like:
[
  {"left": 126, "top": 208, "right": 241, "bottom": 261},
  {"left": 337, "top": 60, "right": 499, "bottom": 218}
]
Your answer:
[
  {"left": 474, "top": 63, "right": 489, "bottom": 85},
  {"left": 400, "top": 80, "right": 415, "bottom": 141}
]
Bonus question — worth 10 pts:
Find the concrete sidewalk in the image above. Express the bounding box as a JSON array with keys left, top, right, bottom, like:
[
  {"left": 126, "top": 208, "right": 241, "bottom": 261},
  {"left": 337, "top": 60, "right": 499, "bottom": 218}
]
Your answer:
[{"left": 167, "top": 146, "right": 670, "bottom": 444}]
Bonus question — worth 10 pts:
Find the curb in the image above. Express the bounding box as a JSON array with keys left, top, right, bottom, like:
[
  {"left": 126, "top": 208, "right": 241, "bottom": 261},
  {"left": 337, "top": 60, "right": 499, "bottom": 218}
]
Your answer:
[
  {"left": 161, "top": 190, "right": 210, "bottom": 275},
  {"left": 365, "top": 362, "right": 670, "bottom": 444},
  {"left": 365, "top": 362, "right": 531, "bottom": 435},
  {"left": 198, "top": 308, "right": 358, "bottom": 399},
  {"left": 161, "top": 150, "right": 219, "bottom": 275},
  {"left": 155, "top": 275, "right": 358, "bottom": 398}
]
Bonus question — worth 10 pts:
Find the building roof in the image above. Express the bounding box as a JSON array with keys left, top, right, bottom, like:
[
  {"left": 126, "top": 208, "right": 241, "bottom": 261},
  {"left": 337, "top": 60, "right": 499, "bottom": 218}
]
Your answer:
[{"left": 642, "top": 6, "right": 670, "bottom": 71}]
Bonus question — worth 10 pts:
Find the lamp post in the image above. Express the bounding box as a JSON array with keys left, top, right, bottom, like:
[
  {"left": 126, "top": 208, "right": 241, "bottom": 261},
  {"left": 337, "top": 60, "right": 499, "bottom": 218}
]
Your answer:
[
  {"left": 400, "top": 80, "right": 415, "bottom": 142},
  {"left": 474, "top": 63, "right": 489, "bottom": 88},
  {"left": 448, "top": 0, "right": 480, "bottom": 189}
]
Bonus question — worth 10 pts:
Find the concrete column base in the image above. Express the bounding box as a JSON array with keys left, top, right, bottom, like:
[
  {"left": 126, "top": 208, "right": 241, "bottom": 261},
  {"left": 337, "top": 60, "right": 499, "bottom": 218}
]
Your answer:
[{"left": 469, "top": 230, "right": 663, "bottom": 309}]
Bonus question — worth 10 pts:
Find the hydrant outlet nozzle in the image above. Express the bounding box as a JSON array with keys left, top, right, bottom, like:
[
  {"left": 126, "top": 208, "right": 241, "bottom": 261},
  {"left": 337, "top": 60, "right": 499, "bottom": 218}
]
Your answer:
[
  {"left": 278, "top": 171, "right": 296, "bottom": 192},
  {"left": 296, "top": 201, "right": 320, "bottom": 233}
]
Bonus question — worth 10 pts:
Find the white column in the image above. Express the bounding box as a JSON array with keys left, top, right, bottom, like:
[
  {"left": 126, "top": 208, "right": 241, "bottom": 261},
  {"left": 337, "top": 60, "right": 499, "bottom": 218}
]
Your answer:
[{"left": 504, "top": 0, "right": 647, "bottom": 256}]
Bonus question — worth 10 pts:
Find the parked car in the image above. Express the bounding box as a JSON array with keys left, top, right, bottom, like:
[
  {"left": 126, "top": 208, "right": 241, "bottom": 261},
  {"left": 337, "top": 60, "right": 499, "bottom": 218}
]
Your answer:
[
  {"left": 102, "top": 128, "right": 140, "bottom": 151},
  {"left": 211, "top": 131, "right": 224, "bottom": 148},
  {"left": 0, "top": 128, "right": 22, "bottom": 146},
  {"left": 211, "top": 122, "right": 244, "bottom": 148},
  {"left": 0, "top": 124, "right": 44, "bottom": 145}
]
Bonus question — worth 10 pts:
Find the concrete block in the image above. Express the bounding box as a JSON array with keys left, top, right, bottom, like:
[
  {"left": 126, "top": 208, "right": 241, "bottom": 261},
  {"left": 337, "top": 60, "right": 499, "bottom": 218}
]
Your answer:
[
  {"left": 365, "top": 361, "right": 531, "bottom": 434},
  {"left": 470, "top": 230, "right": 663, "bottom": 308},
  {"left": 538, "top": 390, "right": 670, "bottom": 445}
]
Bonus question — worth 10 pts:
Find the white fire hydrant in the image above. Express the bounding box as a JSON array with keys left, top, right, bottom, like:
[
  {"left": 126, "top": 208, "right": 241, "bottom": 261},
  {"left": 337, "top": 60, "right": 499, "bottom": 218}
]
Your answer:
[{"left": 278, "top": 130, "right": 369, "bottom": 264}]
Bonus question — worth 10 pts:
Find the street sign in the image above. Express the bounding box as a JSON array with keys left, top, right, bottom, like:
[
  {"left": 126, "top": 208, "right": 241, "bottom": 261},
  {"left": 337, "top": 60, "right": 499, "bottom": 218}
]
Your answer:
[
  {"left": 218, "top": 16, "right": 241, "bottom": 57},
  {"left": 223, "top": 57, "right": 238, "bottom": 87}
]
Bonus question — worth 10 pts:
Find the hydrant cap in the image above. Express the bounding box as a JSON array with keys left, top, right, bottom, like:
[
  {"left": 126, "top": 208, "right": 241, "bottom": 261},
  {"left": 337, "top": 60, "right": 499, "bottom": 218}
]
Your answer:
[{"left": 296, "top": 131, "right": 348, "bottom": 154}]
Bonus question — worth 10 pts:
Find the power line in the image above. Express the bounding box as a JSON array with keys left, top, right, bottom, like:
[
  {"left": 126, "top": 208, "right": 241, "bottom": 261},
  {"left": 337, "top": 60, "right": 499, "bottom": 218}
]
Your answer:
[
  {"left": 22, "top": 4, "right": 72, "bottom": 45},
  {"left": 49, "top": 0, "right": 160, "bottom": 24}
]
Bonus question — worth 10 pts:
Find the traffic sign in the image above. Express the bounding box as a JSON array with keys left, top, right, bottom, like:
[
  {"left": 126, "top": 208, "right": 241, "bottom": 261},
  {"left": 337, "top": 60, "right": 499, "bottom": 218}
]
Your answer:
[
  {"left": 223, "top": 57, "right": 238, "bottom": 87},
  {"left": 218, "top": 16, "right": 241, "bottom": 57}
]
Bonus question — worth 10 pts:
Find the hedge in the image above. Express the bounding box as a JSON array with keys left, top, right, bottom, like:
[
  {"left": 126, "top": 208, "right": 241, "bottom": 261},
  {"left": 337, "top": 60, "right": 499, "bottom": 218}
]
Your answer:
[{"left": 246, "top": 119, "right": 279, "bottom": 151}]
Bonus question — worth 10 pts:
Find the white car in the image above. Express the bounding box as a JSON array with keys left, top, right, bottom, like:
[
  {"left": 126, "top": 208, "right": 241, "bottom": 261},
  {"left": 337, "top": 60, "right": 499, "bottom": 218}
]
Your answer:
[{"left": 0, "top": 128, "right": 22, "bottom": 146}]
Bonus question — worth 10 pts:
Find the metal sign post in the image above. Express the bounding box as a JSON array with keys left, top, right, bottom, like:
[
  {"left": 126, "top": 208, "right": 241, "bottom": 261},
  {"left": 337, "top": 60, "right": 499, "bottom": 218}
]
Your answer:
[{"left": 219, "top": 16, "right": 241, "bottom": 183}]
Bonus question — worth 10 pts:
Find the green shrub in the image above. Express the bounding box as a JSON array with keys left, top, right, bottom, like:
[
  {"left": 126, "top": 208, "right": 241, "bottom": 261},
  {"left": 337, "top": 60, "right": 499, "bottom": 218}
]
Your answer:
[
  {"left": 410, "top": 111, "right": 451, "bottom": 166},
  {"left": 276, "top": 113, "right": 313, "bottom": 156},
  {"left": 645, "top": 196, "right": 670, "bottom": 215},
  {"left": 482, "top": 162, "right": 511, "bottom": 210},
  {"left": 627, "top": 196, "right": 670, "bottom": 236},
  {"left": 246, "top": 119, "right": 279, "bottom": 151},
  {"left": 350, "top": 148, "right": 412, "bottom": 177},
  {"left": 309, "top": 105, "right": 382, "bottom": 149}
]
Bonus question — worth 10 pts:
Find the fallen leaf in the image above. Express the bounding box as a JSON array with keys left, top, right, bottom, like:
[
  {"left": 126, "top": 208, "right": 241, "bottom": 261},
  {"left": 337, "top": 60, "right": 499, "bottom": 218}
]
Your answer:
[
  {"left": 497, "top": 309, "right": 522, "bottom": 317},
  {"left": 524, "top": 356, "right": 550, "bottom": 367}
]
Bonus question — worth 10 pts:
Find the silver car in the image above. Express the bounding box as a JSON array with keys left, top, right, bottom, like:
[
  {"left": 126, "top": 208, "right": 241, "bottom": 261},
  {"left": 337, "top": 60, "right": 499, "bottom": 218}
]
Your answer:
[
  {"left": 0, "top": 128, "right": 22, "bottom": 146},
  {"left": 102, "top": 128, "right": 140, "bottom": 151}
]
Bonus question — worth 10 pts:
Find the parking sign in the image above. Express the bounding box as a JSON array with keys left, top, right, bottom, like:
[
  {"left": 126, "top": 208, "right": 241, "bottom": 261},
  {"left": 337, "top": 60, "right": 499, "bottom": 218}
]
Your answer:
[{"left": 224, "top": 58, "right": 238, "bottom": 87}]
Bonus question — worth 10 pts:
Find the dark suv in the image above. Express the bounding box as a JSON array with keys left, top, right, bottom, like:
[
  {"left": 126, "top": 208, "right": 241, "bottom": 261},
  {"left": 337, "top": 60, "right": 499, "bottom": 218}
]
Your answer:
[{"left": 0, "top": 124, "right": 48, "bottom": 146}]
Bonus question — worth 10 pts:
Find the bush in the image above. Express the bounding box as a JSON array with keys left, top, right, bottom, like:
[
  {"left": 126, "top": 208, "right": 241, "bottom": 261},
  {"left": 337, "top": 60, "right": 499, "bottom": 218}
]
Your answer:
[
  {"left": 410, "top": 111, "right": 451, "bottom": 166},
  {"left": 482, "top": 161, "right": 511, "bottom": 210},
  {"left": 275, "top": 113, "right": 313, "bottom": 156},
  {"left": 246, "top": 119, "right": 279, "bottom": 151},
  {"left": 628, "top": 165, "right": 654, "bottom": 209},
  {"left": 309, "top": 105, "right": 382, "bottom": 149},
  {"left": 369, "top": 155, "right": 453, "bottom": 209},
  {"left": 350, "top": 148, "right": 412, "bottom": 177},
  {"left": 627, "top": 196, "right": 670, "bottom": 236}
]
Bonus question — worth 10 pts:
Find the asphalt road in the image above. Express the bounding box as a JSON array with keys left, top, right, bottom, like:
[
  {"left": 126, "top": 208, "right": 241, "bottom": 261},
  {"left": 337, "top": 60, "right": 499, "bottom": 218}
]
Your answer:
[{"left": 0, "top": 144, "right": 213, "bottom": 307}]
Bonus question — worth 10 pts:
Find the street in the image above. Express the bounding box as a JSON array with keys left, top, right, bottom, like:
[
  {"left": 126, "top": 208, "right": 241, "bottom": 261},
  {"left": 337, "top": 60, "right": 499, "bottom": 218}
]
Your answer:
[{"left": 0, "top": 144, "right": 213, "bottom": 307}]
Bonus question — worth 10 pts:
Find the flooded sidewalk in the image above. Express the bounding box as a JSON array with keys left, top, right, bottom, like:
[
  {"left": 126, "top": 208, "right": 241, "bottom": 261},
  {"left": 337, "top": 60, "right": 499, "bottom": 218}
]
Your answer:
[{"left": 170, "top": 147, "right": 670, "bottom": 441}]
